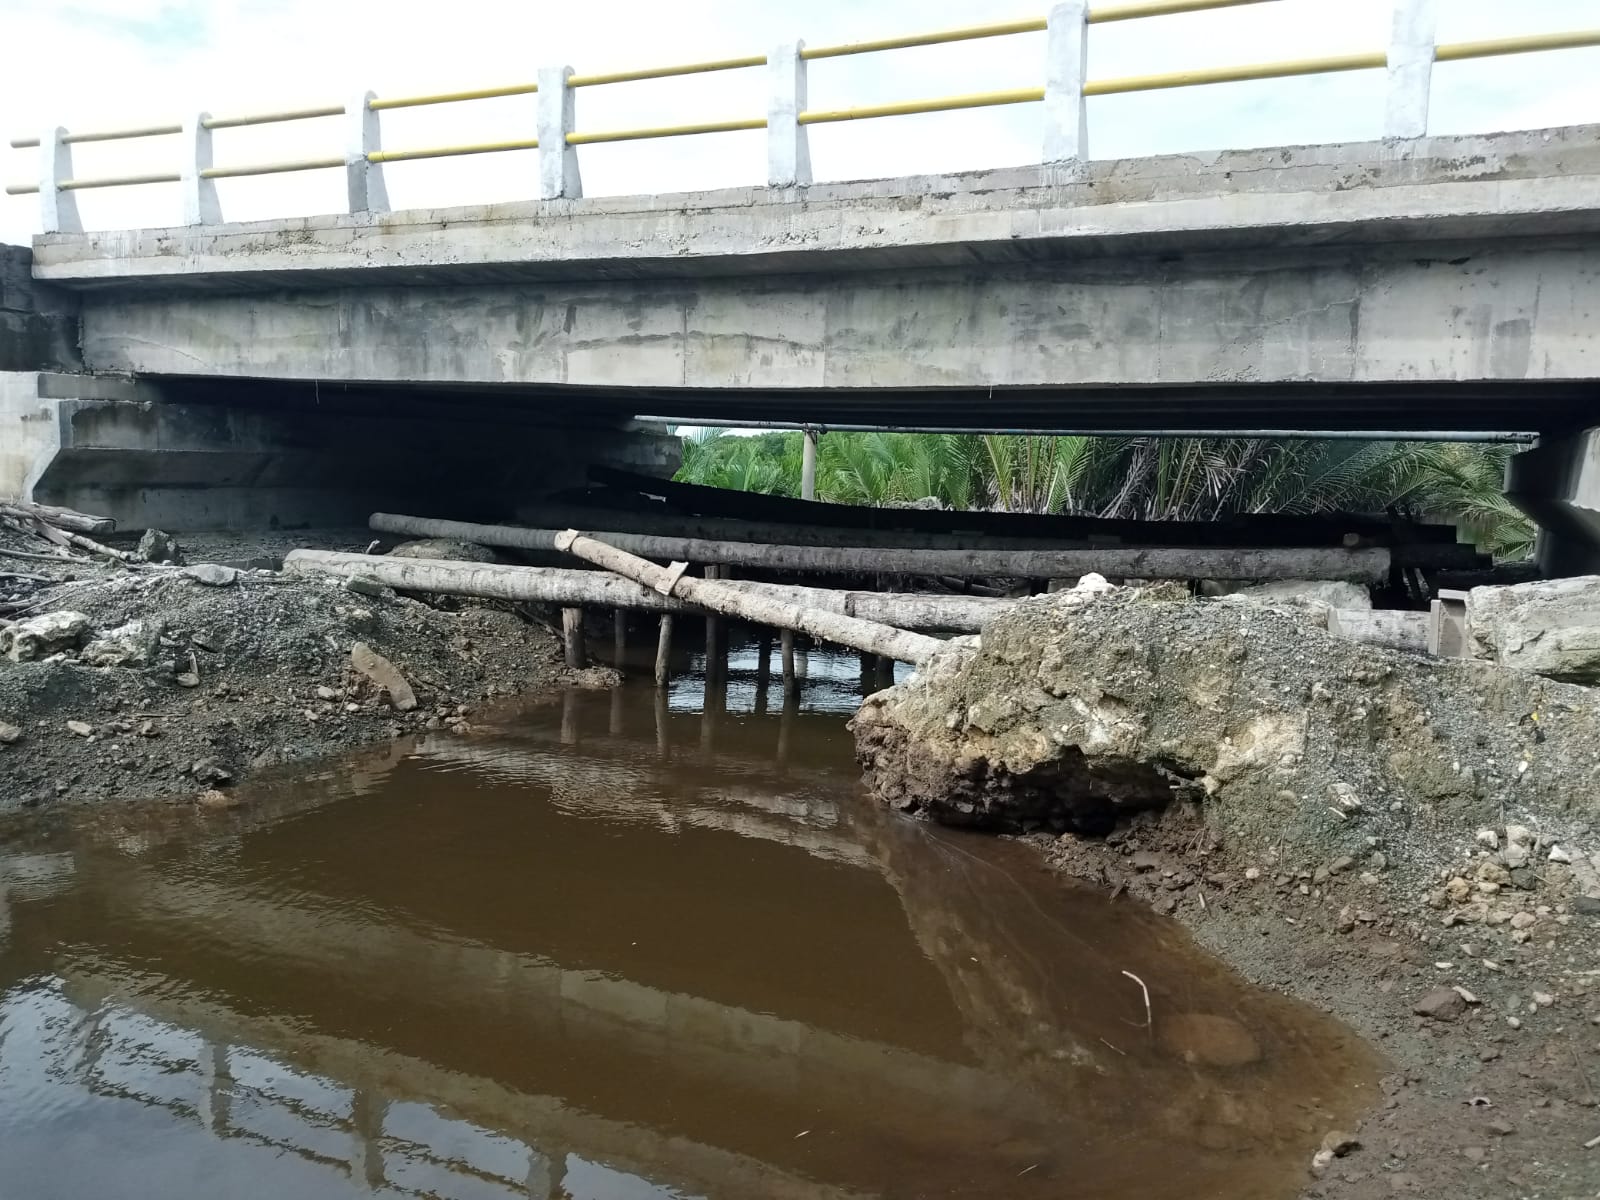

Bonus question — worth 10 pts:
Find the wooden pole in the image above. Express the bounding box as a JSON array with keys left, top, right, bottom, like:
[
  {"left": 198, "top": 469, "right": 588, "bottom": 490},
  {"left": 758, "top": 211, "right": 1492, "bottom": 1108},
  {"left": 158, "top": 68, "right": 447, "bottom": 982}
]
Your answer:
[
  {"left": 755, "top": 635, "right": 772, "bottom": 717},
  {"left": 801, "top": 427, "right": 819, "bottom": 501},
  {"left": 287, "top": 550, "right": 1012, "bottom": 631},
  {"left": 368, "top": 513, "right": 1393, "bottom": 581},
  {"left": 654, "top": 614, "right": 674, "bottom": 687},
  {"left": 874, "top": 655, "right": 896, "bottom": 691},
  {"left": 561, "top": 607, "right": 586, "bottom": 669},
  {"left": 654, "top": 685, "right": 670, "bottom": 759},
  {"left": 781, "top": 630, "right": 797, "bottom": 693},
  {"left": 612, "top": 608, "right": 627, "bottom": 669},
  {"left": 552, "top": 531, "right": 944, "bottom": 664},
  {"left": 703, "top": 564, "right": 726, "bottom": 680},
  {"left": 560, "top": 687, "right": 579, "bottom": 745}
]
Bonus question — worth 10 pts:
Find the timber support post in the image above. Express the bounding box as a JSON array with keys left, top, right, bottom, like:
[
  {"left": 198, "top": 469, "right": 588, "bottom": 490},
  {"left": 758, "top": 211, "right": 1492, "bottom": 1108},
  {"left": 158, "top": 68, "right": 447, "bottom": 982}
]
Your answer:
[
  {"left": 549, "top": 529, "right": 944, "bottom": 664},
  {"left": 655, "top": 614, "right": 674, "bottom": 687},
  {"left": 561, "top": 607, "right": 586, "bottom": 669},
  {"left": 801, "top": 427, "right": 820, "bottom": 500},
  {"left": 613, "top": 607, "right": 627, "bottom": 669}
]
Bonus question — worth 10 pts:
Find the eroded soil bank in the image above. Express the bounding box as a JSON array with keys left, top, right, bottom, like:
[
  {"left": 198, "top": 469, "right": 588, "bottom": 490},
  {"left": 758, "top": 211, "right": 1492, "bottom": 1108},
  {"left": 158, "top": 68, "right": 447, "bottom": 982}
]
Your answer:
[
  {"left": 0, "top": 527, "right": 594, "bottom": 817},
  {"left": 855, "top": 584, "right": 1600, "bottom": 1199}
]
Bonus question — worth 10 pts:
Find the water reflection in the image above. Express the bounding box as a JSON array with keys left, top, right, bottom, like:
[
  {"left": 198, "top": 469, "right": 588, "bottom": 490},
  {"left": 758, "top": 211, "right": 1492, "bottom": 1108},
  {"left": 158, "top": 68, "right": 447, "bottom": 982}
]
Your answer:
[{"left": 0, "top": 659, "right": 1380, "bottom": 1200}]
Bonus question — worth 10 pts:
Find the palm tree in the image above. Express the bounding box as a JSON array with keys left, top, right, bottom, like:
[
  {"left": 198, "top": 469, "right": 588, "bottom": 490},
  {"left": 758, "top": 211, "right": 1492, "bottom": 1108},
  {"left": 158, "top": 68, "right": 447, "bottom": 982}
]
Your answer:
[{"left": 672, "top": 430, "right": 1532, "bottom": 558}]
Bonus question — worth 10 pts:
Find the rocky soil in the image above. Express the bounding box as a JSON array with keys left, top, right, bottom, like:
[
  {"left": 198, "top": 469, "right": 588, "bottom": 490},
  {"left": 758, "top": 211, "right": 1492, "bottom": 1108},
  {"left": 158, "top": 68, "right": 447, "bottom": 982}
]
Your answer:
[
  {"left": 0, "top": 526, "right": 596, "bottom": 819},
  {"left": 855, "top": 582, "right": 1600, "bottom": 1199}
]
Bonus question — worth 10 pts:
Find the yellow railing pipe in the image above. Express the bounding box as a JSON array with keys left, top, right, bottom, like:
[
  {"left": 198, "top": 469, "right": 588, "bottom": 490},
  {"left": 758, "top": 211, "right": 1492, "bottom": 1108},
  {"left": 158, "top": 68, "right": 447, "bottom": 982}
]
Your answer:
[
  {"left": 567, "top": 55, "right": 768, "bottom": 88},
  {"left": 368, "top": 138, "right": 539, "bottom": 163},
  {"left": 199, "top": 156, "right": 345, "bottom": 179},
  {"left": 369, "top": 84, "right": 539, "bottom": 111},
  {"left": 799, "top": 88, "right": 1045, "bottom": 125},
  {"left": 802, "top": 18, "right": 1045, "bottom": 60},
  {"left": 1085, "top": 50, "right": 1386, "bottom": 96},
  {"left": 1435, "top": 29, "right": 1600, "bottom": 62},
  {"left": 1090, "top": 0, "right": 1278, "bottom": 23},
  {"left": 566, "top": 117, "right": 767, "bottom": 145},
  {"left": 201, "top": 105, "right": 345, "bottom": 129},
  {"left": 59, "top": 172, "right": 183, "bottom": 191}
]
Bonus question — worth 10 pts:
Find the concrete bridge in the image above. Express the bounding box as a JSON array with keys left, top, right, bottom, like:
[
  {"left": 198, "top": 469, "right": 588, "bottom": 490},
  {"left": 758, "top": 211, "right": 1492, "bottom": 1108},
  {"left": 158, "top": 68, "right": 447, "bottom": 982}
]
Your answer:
[{"left": 3, "top": 0, "right": 1600, "bottom": 563}]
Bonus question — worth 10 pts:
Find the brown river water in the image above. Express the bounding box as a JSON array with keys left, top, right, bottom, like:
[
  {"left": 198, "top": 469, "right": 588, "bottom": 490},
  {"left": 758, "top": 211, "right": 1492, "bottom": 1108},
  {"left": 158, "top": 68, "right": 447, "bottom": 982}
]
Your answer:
[{"left": 0, "top": 645, "right": 1382, "bottom": 1199}]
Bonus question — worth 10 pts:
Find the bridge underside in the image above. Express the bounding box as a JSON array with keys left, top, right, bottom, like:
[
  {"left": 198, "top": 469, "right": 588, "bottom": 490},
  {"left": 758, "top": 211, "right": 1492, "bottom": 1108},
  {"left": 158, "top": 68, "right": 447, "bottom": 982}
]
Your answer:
[
  {"left": 9, "top": 125, "right": 1600, "bottom": 551},
  {"left": 146, "top": 375, "right": 1592, "bottom": 435}
]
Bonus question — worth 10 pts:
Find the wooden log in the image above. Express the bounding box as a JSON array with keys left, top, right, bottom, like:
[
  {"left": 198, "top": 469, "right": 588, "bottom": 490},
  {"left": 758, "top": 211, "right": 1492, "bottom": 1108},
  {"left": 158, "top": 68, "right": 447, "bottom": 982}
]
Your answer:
[
  {"left": 561, "top": 607, "right": 586, "bottom": 669},
  {"left": 284, "top": 550, "right": 1013, "bottom": 631},
  {"left": 780, "top": 630, "right": 796, "bottom": 693},
  {"left": 369, "top": 514, "right": 1392, "bottom": 582},
  {"left": 551, "top": 531, "right": 945, "bottom": 665},
  {"left": 0, "top": 501, "right": 115, "bottom": 535},
  {"left": 521, "top": 502, "right": 1484, "bottom": 565},
  {"left": 655, "top": 615, "right": 674, "bottom": 687},
  {"left": 1326, "top": 607, "right": 1428, "bottom": 654}
]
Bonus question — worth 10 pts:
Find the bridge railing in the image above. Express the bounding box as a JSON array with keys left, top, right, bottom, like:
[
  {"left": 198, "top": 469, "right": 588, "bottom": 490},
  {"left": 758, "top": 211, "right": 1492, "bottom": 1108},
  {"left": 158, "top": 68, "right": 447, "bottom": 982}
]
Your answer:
[{"left": 7, "top": 0, "right": 1600, "bottom": 233}]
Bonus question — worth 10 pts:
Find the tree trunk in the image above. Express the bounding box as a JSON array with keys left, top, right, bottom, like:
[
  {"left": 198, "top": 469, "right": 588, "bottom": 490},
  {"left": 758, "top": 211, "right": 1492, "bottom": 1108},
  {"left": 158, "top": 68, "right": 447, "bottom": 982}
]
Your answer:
[
  {"left": 552, "top": 531, "right": 946, "bottom": 665},
  {"left": 368, "top": 513, "right": 1390, "bottom": 582},
  {"left": 283, "top": 550, "right": 1012, "bottom": 631}
]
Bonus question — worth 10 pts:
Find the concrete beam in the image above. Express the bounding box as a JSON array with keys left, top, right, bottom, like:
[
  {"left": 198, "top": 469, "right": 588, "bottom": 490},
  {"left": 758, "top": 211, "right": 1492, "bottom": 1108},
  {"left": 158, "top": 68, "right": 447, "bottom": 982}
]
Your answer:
[
  {"left": 31, "top": 127, "right": 1600, "bottom": 290},
  {"left": 72, "top": 239, "right": 1600, "bottom": 403},
  {"left": 1507, "top": 428, "right": 1600, "bottom": 575}
]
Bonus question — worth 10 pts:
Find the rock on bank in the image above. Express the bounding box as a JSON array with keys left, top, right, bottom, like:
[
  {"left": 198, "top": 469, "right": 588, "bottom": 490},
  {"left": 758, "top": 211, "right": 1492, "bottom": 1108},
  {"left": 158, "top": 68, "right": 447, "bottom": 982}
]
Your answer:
[{"left": 852, "top": 585, "right": 1600, "bottom": 852}]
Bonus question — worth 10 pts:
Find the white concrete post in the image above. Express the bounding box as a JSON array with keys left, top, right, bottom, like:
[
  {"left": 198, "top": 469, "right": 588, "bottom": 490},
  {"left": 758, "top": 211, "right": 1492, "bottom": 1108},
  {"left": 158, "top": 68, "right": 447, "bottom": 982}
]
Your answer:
[
  {"left": 346, "top": 91, "right": 389, "bottom": 215},
  {"left": 1043, "top": 1, "right": 1091, "bottom": 163},
  {"left": 767, "top": 42, "right": 811, "bottom": 188},
  {"left": 181, "top": 113, "right": 221, "bottom": 225},
  {"left": 38, "top": 128, "right": 82, "bottom": 234},
  {"left": 538, "top": 67, "right": 581, "bottom": 199},
  {"left": 1384, "top": 0, "right": 1438, "bottom": 139}
]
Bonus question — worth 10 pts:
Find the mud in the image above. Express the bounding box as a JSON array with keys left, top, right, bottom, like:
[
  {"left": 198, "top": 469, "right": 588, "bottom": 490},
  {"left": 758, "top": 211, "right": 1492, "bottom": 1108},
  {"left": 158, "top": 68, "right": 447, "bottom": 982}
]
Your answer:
[{"left": 854, "top": 583, "right": 1600, "bottom": 1197}]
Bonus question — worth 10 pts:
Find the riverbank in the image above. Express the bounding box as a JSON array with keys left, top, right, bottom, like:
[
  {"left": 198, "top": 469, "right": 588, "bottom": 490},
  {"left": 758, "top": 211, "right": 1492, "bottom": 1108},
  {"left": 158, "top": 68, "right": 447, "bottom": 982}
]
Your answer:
[
  {"left": 855, "top": 583, "right": 1600, "bottom": 1198},
  {"left": 0, "top": 526, "right": 591, "bottom": 816}
]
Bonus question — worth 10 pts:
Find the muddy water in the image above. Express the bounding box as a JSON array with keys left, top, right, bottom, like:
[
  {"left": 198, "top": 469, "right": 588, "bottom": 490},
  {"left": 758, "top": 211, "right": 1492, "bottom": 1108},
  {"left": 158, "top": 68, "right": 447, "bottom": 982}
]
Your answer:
[{"left": 0, "top": 647, "right": 1381, "bottom": 1200}]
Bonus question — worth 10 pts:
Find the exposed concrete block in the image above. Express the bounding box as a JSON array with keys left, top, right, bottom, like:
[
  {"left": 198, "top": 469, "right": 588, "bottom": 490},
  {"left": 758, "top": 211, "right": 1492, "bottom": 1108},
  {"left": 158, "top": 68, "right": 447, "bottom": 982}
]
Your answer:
[
  {"left": 1507, "top": 428, "right": 1600, "bottom": 576},
  {"left": 0, "top": 245, "right": 80, "bottom": 373},
  {"left": 1467, "top": 576, "right": 1600, "bottom": 684},
  {"left": 1427, "top": 588, "right": 1468, "bottom": 657},
  {"left": 0, "top": 372, "right": 61, "bottom": 502}
]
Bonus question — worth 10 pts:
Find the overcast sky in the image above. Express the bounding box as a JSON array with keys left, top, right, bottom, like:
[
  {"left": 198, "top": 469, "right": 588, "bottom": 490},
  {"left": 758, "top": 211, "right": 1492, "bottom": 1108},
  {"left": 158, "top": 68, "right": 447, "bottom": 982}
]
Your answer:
[{"left": 3, "top": 0, "right": 1598, "bottom": 243}]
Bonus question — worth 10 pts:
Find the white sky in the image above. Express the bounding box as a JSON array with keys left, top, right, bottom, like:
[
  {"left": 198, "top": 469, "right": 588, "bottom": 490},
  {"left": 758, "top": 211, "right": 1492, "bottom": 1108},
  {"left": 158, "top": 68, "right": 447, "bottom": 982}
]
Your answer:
[{"left": 2, "top": 0, "right": 1599, "bottom": 243}]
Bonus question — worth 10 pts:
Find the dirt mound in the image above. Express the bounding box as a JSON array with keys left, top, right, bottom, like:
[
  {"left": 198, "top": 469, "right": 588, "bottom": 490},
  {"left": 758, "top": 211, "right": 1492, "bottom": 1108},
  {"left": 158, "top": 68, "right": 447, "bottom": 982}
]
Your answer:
[
  {"left": 855, "top": 585, "right": 1598, "bottom": 864},
  {"left": 0, "top": 529, "right": 576, "bottom": 816}
]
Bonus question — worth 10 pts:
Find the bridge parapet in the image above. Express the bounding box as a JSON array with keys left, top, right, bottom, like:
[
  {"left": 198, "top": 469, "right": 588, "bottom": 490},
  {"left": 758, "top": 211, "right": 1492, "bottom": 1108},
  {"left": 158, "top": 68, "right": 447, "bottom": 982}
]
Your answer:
[{"left": 6, "top": 0, "right": 1600, "bottom": 233}]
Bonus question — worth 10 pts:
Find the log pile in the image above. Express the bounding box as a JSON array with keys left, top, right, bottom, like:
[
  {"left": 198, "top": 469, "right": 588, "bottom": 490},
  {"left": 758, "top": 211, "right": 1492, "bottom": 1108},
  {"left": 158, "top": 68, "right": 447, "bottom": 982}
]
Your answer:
[
  {"left": 371, "top": 513, "right": 1392, "bottom": 583},
  {"left": 0, "top": 500, "right": 129, "bottom": 563}
]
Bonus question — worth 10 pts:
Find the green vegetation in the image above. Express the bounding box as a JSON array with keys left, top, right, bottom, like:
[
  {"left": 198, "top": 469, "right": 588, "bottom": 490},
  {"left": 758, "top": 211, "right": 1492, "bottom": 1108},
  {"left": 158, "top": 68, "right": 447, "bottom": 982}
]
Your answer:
[{"left": 673, "top": 430, "right": 1533, "bottom": 559}]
